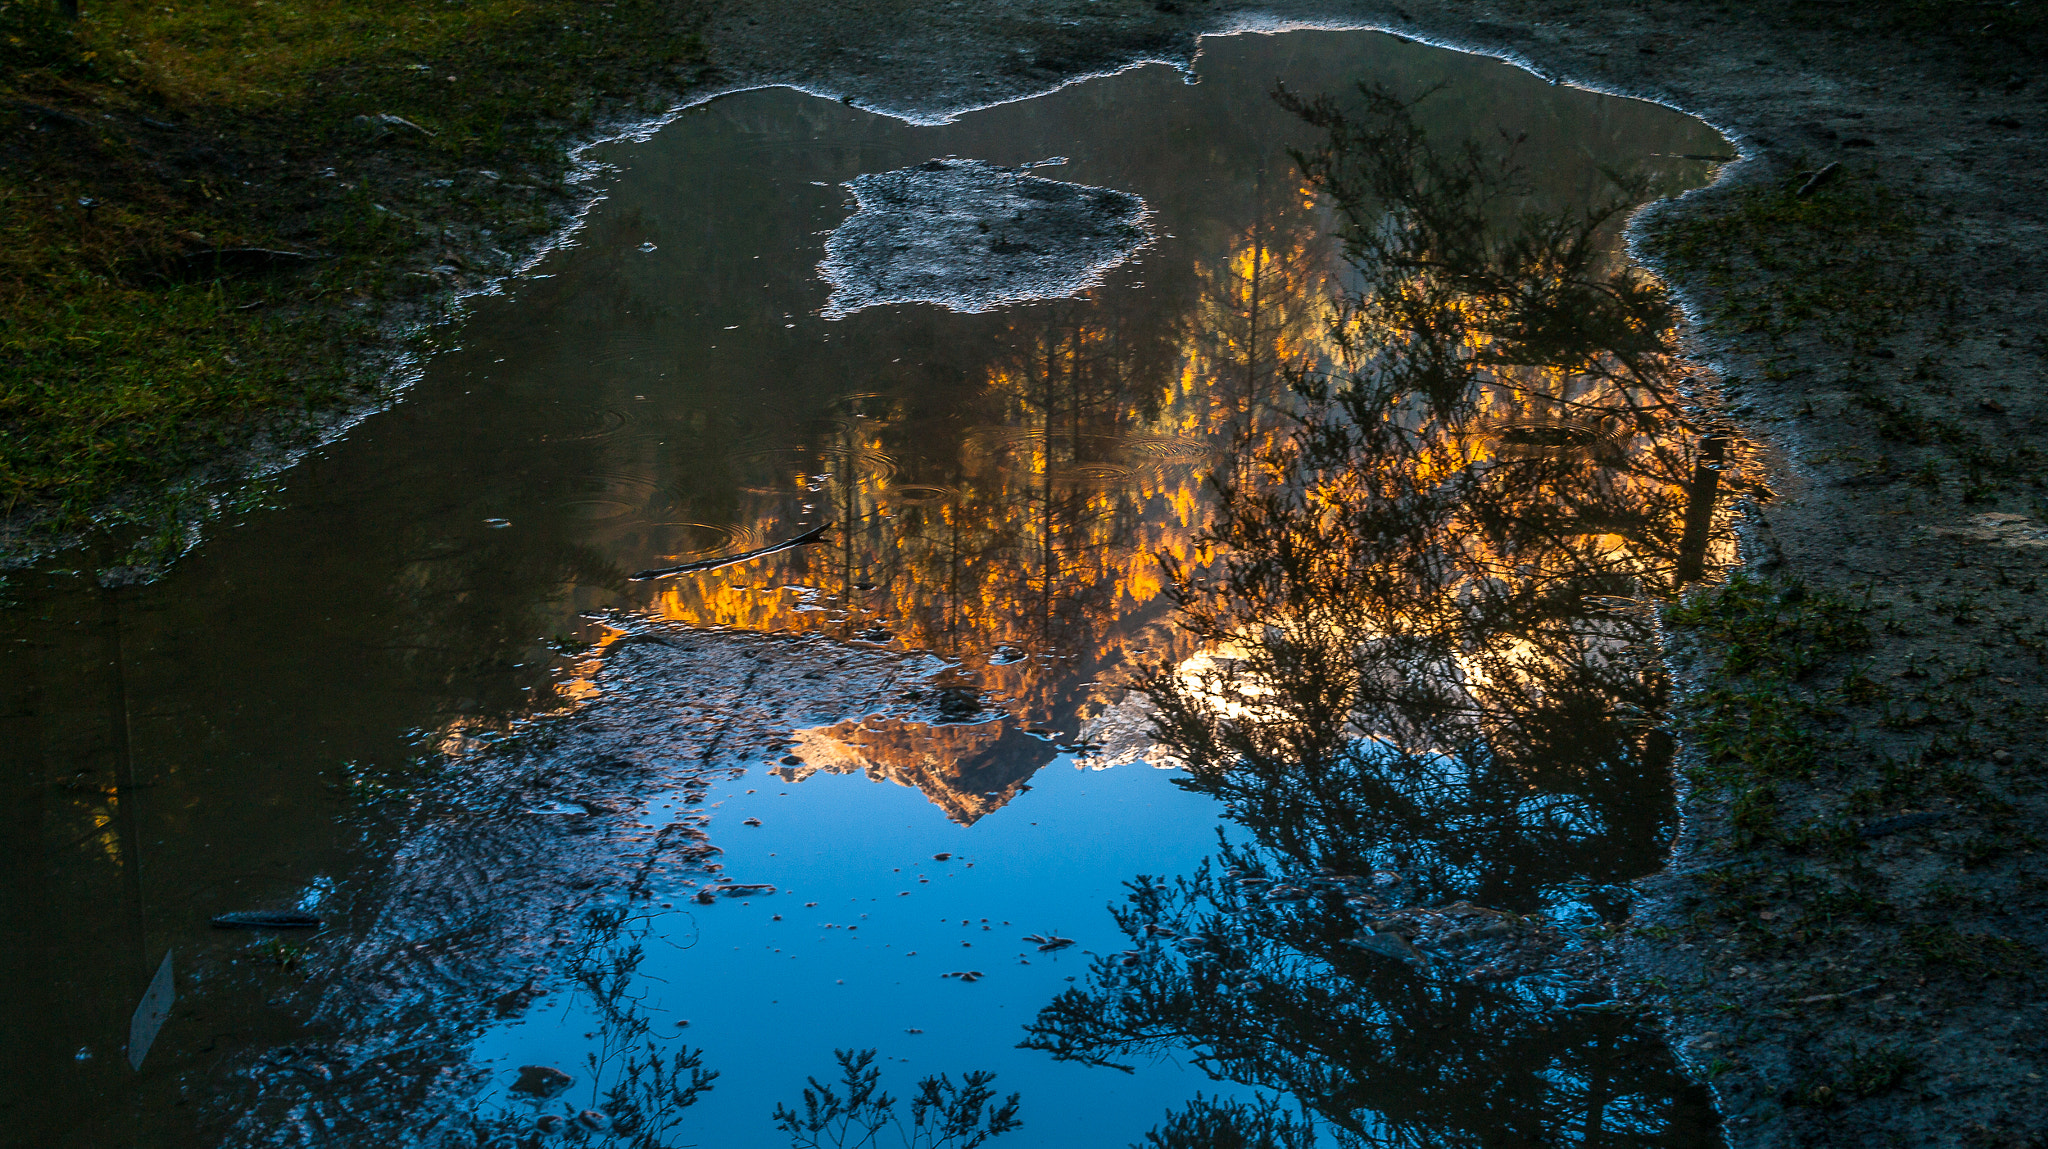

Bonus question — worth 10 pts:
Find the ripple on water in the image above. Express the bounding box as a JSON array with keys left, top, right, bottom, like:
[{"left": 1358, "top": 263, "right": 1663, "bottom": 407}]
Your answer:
[
  {"left": 540, "top": 406, "right": 633, "bottom": 443},
  {"left": 648, "top": 520, "right": 751, "bottom": 558},
  {"left": 559, "top": 469, "right": 673, "bottom": 521},
  {"left": 887, "top": 483, "right": 964, "bottom": 505},
  {"left": 1052, "top": 461, "right": 1139, "bottom": 487},
  {"left": 962, "top": 424, "right": 1043, "bottom": 449},
  {"left": 731, "top": 442, "right": 900, "bottom": 484},
  {"left": 1111, "top": 432, "right": 1214, "bottom": 463}
]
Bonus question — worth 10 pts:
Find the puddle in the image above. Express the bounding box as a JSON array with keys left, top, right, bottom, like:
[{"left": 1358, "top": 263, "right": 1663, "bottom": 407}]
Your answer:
[{"left": 1, "top": 29, "right": 1733, "bottom": 1149}]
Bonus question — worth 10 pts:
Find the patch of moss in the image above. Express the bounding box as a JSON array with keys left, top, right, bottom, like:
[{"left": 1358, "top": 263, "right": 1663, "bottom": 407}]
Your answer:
[{"left": 1, "top": 0, "right": 709, "bottom": 558}]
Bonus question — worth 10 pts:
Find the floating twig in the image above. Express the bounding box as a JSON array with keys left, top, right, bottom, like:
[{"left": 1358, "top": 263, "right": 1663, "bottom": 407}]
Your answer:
[{"left": 630, "top": 523, "right": 832, "bottom": 580}]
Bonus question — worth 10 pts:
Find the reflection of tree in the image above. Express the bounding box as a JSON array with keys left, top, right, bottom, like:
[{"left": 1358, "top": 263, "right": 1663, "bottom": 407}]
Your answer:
[
  {"left": 1153, "top": 84, "right": 1725, "bottom": 904},
  {"left": 1024, "top": 848, "right": 1714, "bottom": 1148},
  {"left": 649, "top": 247, "right": 1323, "bottom": 734},
  {"left": 1024, "top": 89, "right": 1730, "bottom": 1146},
  {"left": 1194, "top": 172, "right": 1333, "bottom": 432}
]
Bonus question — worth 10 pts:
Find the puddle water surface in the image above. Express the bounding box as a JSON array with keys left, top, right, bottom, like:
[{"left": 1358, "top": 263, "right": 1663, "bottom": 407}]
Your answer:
[{"left": 2, "top": 29, "right": 1737, "bottom": 1148}]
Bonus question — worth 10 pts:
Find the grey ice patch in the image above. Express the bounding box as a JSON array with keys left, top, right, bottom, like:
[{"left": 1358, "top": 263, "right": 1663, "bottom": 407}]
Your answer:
[{"left": 818, "top": 158, "right": 1150, "bottom": 318}]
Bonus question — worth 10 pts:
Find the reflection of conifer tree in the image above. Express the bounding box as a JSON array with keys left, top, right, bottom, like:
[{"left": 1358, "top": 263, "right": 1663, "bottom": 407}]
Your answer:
[
  {"left": 1154, "top": 87, "right": 1723, "bottom": 895},
  {"left": 1024, "top": 848, "right": 1715, "bottom": 1148},
  {"left": 1029, "top": 88, "right": 1731, "bottom": 1147},
  {"left": 1195, "top": 167, "right": 1331, "bottom": 432}
]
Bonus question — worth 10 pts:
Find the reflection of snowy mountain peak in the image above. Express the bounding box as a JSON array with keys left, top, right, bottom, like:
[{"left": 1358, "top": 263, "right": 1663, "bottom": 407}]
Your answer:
[
  {"left": 780, "top": 716, "right": 1056, "bottom": 825},
  {"left": 818, "top": 158, "right": 1151, "bottom": 318}
]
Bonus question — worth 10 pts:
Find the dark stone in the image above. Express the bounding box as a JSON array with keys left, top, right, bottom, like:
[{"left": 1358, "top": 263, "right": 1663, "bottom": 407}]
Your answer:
[{"left": 511, "top": 1064, "right": 573, "bottom": 1099}]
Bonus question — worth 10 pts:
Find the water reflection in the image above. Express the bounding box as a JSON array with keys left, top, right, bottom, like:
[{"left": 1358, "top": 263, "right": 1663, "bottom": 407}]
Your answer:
[
  {"left": 1023, "top": 88, "right": 1733, "bottom": 1145},
  {"left": 0, "top": 30, "right": 1731, "bottom": 1149}
]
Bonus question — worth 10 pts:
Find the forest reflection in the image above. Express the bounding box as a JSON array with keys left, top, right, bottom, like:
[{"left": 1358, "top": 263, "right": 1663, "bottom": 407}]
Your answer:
[
  {"left": 642, "top": 165, "right": 1335, "bottom": 755},
  {"left": 1021, "top": 88, "right": 1731, "bottom": 1146}
]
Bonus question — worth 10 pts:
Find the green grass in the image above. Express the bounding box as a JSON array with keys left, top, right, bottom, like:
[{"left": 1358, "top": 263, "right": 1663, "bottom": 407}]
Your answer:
[
  {"left": 1665, "top": 574, "right": 1871, "bottom": 814},
  {"left": 1640, "top": 168, "right": 1940, "bottom": 351},
  {"left": 1902, "top": 923, "right": 2040, "bottom": 976},
  {"left": 0, "top": 0, "right": 707, "bottom": 557},
  {"left": 1661, "top": 574, "right": 1894, "bottom": 942}
]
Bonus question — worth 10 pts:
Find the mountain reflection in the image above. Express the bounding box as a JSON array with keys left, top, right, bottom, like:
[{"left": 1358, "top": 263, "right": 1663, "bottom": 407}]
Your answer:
[
  {"left": 638, "top": 188, "right": 1331, "bottom": 807},
  {"left": 1023, "top": 88, "right": 1731, "bottom": 1146}
]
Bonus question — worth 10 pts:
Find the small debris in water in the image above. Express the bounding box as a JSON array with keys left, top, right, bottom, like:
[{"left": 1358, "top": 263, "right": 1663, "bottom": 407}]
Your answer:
[
  {"left": 483, "top": 518, "right": 511, "bottom": 528},
  {"left": 511, "top": 1065, "right": 573, "bottom": 1099},
  {"left": 630, "top": 522, "right": 832, "bottom": 580},
  {"left": 638, "top": 242, "right": 658, "bottom": 253}
]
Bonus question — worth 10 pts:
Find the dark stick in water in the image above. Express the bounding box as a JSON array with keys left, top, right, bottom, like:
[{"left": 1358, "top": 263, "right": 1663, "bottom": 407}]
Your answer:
[
  {"left": 210, "top": 911, "right": 323, "bottom": 930},
  {"left": 629, "top": 523, "right": 832, "bottom": 581}
]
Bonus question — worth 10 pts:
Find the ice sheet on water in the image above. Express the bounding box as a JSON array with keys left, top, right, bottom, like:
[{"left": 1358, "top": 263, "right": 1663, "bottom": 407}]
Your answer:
[{"left": 817, "top": 158, "right": 1150, "bottom": 318}]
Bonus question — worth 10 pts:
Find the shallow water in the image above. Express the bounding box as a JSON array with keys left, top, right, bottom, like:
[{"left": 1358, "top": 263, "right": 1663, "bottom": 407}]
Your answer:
[{"left": 1, "top": 29, "right": 1731, "bottom": 1148}]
